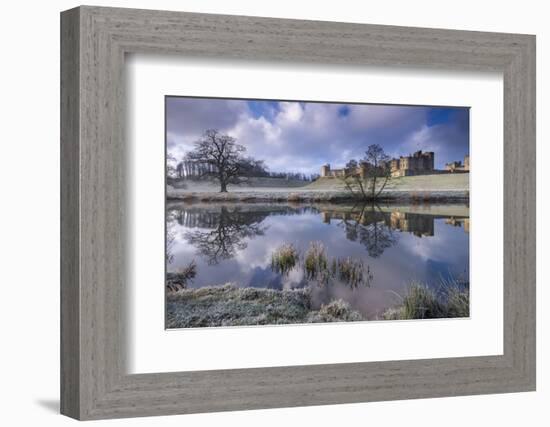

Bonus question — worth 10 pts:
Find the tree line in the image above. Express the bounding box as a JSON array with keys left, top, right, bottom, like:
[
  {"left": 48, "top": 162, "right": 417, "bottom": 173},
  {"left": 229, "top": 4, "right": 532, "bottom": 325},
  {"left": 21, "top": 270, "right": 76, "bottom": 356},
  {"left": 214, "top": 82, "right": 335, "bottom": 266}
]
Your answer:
[
  {"left": 168, "top": 129, "right": 318, "bottom": 192},
  {"left": 168, "top": 129, "right": 391, "bottom": 197}
]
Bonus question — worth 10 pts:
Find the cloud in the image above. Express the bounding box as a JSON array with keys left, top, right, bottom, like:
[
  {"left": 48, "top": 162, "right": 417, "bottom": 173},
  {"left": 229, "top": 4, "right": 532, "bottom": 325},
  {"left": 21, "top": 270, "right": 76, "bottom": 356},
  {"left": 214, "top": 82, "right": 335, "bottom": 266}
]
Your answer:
[
  {"left": 166, "top": 97, "right": 248, "bottom": 161},
  {"left": 397, "top": 111, "right": 469, "bottom": 169},
  {"left": 166, "top": 97, "right": 469, "bottom": 174}
]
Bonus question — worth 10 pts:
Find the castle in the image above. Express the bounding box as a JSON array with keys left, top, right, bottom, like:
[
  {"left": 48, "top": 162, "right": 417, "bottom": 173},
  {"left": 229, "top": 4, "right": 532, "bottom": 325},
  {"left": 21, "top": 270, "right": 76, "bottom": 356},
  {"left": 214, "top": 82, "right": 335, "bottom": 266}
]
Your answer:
[
  {"left": 320, "top": 164, "right": 366, "bottom": 178},
  {"left": 445, "top": 155, "right": 470, "bottom": 173},
  {"left": 320, "top": 151, "right": 472, "bottom": 179},
  {"left": 320, "top": 150, "right": 434, "bottom": 178},
  {"left": 389, "top": 150, "right": 434, "bottom": 177}
]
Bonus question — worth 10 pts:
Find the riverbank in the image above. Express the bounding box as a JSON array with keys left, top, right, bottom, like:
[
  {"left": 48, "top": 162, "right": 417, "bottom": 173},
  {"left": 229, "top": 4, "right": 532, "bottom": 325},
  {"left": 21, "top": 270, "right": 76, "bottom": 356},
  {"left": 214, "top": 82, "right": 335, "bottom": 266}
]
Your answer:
[
  {"left": 167, "top": 173, "right": 469, "bottom": 203},
  {"left": 167, "top": 200, "right": 470, "bottom": 218},
  {"left": 167, "top": 189, "right": 469, "bottom": 203},
  {"left": 166, "top": 284, "right": 363, "bottom": 328},
  {"left": 166, "top": 282, "right": 469, "bottom": 328}
]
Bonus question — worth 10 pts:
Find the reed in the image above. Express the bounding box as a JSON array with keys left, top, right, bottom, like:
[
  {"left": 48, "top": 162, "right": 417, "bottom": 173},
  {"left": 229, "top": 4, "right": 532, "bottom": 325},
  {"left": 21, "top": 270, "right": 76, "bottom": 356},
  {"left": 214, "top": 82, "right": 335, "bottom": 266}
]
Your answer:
[
  {"left": 383, "top": 280, "right": 469, "bottom": 320},
  {"left": 166, "top": 260, "right": 197, "bottom": 292},
  {"left": 332, "top": 256, "right": 373, "bottom": 289},
  {"left": 271, "top": 243, "right": 299, "bottom": 275},
  {"left": 304, "top": 241, "right": 329, "bottom": 282}
]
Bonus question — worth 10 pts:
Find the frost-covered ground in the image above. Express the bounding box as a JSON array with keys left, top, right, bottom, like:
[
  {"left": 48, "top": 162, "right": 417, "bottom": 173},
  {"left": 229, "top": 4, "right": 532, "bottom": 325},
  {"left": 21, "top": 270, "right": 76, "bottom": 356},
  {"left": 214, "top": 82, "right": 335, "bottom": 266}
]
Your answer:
[
  {"left": 166, "top": 285, "right": 363, "bottom": 328},
  {"left": 166, "top": 283, "right": 469, "bottom": 328},
  {"left": 167, "top": 174, "right": 469, "bottom": 203},
  {"left": 307, "top": 173, "right": 469, "bottom": 192}
]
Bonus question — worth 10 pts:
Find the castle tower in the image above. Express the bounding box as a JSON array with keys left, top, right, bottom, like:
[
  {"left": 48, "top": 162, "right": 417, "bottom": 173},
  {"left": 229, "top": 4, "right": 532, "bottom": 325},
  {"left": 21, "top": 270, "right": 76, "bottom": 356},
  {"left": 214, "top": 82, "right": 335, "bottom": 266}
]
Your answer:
[
  {"left": 424, "top": 151, "right": 435, "bottom": 171},
  {"left": 320, "top": 164, "right": 330, "bottom": 177}
]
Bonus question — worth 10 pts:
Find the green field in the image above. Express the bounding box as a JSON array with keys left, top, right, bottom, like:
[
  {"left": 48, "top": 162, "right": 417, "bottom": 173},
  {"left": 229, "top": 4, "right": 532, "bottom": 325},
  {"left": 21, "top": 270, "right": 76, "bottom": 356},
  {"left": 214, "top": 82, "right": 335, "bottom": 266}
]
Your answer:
[
  {"left": 305, "top": 173, "right": 469, "bottom": 192},
  {"left": 167, "top": 173, "right": 469, "bottom": 203},
  {"left": 168, "top": 173, "right": 468, "bottom": 193}
]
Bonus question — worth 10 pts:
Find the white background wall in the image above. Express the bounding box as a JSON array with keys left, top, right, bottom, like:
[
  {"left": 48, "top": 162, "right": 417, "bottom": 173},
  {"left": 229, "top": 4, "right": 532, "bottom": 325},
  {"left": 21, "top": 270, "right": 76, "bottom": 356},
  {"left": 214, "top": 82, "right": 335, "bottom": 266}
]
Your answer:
[{"left": 0, "top": 0, "right": 547, "bottom": 425}]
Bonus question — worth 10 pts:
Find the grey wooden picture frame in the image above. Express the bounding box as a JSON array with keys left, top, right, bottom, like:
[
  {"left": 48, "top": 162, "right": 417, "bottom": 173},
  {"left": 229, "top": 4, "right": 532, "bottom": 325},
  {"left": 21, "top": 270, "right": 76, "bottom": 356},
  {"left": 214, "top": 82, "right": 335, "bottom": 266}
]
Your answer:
[{"left": 60, "top": 5, "right": 536, "bottom": 421}]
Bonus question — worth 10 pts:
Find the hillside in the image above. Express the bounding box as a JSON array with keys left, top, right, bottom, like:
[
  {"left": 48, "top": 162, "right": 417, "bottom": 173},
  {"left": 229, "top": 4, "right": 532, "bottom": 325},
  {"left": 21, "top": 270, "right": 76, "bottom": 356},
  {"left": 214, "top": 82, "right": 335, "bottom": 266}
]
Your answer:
[
  {"left": 167, "top": 173, "right": 469, "bottom": 203},
  {"left": 168, "top": 177, "right": 310, "bottom": 192},
  {"left": 305, "top": 173, "right": 469, "bottom": 192}
]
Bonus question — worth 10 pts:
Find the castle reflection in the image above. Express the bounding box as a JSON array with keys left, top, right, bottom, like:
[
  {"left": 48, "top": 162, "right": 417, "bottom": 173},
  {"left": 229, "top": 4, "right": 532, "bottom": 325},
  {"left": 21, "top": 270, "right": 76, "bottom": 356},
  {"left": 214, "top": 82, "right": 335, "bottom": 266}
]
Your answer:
[
  {"left": 445, "top": 217, "right": 470, "bottom": 233},
  {"left": 167, "top": 203, "right": 470, "bottom": 265},
  {"left": 320, "top": 208, "right": 469, "bottom": 237},
  {"left": 170, "top": 204, "right": 470, "bottom": 237},
  {"left": 390, "top": 211, "right": 434, "bottom": 237}
]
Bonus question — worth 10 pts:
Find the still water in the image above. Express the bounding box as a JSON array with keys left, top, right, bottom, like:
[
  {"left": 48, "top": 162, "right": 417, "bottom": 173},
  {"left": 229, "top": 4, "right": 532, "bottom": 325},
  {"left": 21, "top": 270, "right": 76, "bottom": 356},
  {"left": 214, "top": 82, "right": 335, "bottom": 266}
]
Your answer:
[{"left": 167, "top": 202, "right": 469, "bottom": 319}]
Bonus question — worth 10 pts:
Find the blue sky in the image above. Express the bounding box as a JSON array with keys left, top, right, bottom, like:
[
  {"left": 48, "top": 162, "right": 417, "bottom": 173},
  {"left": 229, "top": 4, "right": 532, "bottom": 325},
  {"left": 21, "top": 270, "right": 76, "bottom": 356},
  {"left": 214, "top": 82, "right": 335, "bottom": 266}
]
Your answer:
[{"left": 166, "top": 97, "right": 469, "bottom": 174}]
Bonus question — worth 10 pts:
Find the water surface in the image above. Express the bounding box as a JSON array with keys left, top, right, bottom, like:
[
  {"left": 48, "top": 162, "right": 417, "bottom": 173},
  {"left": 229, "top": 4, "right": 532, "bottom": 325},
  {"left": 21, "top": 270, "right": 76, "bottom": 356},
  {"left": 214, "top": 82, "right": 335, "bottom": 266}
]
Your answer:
[{"left": 167, "top": 202, "right": 469, "bottom": 319}]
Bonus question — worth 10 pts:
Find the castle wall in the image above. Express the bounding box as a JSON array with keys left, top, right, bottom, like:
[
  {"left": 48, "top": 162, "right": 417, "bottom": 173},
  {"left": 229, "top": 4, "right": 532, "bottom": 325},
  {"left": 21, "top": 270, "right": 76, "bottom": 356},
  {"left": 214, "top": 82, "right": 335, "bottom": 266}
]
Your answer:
[
  {"left": 390, "top": 151, "right": 434, "bottom": 177},
  {"left": 320, "top": 164, "right": 330, "bottom": 177},
  {"left": 320, "top": 163, "right": 366, "bottom": 178},
  {"left": 445, "top": 155, "right": 470, "bottom": 173},
  {"left": 322, "top": 150, "right": 442, "bottom": 179}
]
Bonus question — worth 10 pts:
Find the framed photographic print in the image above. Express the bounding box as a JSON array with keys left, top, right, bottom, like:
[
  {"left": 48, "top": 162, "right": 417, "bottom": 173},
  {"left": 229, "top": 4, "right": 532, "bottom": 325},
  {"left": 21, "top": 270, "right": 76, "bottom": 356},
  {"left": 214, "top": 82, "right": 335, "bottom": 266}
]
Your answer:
[
  {"left": 61, "top": 6, "right": 536, "bottom": 420},
  {"left": 164, "top": 96, "right": 471, "bottom": 328}
]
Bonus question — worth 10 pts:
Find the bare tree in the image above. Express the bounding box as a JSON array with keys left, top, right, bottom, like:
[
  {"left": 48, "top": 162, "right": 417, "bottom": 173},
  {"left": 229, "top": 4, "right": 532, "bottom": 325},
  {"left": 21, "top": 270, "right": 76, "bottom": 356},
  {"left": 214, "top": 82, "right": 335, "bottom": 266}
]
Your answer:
[
  {"left": 336, "top": 204, "right": 398, "bottom": 258},
  {"left": 339, "top": 169, "right": 369, "bottom": 199},
  {"left": 183, "top": 206, "right": 267, "bottom": 264},
  {"left": 345, "top": 159, "right": 358, "bottom": 171},
  {"left": 166, "top": 153, "right": 178, "bottom": 179},
  {"left": 185, "top": 129, "right": 263, "bottom": 192},
  {"left": 338, "top": 157, "right": 369, "bottom": 199},
  {"left": 338, "top": 144, "right": 391, "bottom": 200},
  {"left": 364, "top": 144, "right": 391, "bottom": 199}
]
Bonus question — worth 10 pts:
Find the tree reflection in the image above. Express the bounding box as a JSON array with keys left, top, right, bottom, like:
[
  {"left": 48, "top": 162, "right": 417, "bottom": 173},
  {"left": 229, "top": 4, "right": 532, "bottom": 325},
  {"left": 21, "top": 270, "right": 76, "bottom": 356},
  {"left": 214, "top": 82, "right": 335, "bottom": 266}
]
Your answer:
[
  {"left": 179, "top": 206, "right": 267, "bottom": 265},
  {"left": 336, "top": 204, "right": 398, "bottom": 258}
]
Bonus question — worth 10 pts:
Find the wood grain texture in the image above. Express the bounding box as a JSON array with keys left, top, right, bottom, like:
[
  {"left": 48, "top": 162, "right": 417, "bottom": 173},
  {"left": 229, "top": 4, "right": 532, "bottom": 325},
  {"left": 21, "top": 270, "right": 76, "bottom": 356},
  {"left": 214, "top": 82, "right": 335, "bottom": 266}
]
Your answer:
[
  {"left": 60, "top": 7, "right": 80, "bottom": 419},
  {"left": 60, "top": 6, "right": 536, "bottom": 420}
]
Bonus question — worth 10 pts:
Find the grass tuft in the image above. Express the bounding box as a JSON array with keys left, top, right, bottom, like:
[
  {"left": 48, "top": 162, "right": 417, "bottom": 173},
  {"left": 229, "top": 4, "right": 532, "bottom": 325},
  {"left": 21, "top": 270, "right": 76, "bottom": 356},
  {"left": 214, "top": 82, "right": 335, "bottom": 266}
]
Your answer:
[
  {"left": 382, "top": 281, "right": 469, "bottom": 320},
  {"left": 446, "top": 285, "right": 470, "bottom": 317},
  {"left": 270, "top": 242, "right": 373, "bottom": 288},
  {"left": 332, "top": 257, "right": 373, "bottom": 289},
  {"left": 271, "top": 243, "right": 299, "bottom": 275},
  {"left": 166, "top": 260, "right": 197, "bottom": 292},
  {"left": 307, "top": 299, "right": 364, "bottom": 322},
  {"left": 304, "top": 241, "right": 329, "bottom": 281}
]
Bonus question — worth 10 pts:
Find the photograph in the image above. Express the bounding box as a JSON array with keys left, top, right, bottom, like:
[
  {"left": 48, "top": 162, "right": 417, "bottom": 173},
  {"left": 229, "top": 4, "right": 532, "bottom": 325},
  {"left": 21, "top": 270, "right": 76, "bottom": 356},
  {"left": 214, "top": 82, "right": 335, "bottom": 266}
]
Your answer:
[
  {"left": 164, "top": 96, "right": 471, "bottom": 328},
  {"left": 49, "top": 2, "right": 539, "bottom": 421}
]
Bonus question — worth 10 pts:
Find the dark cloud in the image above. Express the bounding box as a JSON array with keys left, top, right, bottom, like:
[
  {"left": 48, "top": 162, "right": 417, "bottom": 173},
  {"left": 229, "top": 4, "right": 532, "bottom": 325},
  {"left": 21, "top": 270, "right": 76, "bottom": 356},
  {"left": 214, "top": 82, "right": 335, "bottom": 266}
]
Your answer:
[{"left": 166, "top": 97, "right": 469, "bottom": 173}]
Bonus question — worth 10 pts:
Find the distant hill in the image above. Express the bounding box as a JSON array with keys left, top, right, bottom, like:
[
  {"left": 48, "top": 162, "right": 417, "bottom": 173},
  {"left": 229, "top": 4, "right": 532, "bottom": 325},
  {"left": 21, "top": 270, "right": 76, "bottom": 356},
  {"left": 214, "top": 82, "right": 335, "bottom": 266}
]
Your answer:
[{"left": 305, "top": 173, "right": 469, "bottom": 192}]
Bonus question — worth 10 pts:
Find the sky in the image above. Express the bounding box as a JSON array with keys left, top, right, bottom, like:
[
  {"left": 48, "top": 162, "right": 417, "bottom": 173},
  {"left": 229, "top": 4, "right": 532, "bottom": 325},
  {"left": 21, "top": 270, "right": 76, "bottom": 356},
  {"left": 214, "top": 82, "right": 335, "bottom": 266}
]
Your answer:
[{"left": 166, "top": 96, "right": 470, "bottom": 174}]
